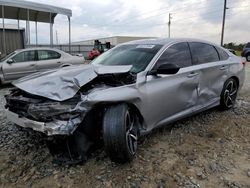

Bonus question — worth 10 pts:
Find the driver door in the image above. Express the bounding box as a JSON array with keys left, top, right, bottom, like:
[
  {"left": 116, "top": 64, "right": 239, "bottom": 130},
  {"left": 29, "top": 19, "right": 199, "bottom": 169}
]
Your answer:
[
  {"left": 2, "top": 50, "right": 37, "bottom": 81},
  {"left": 141, "top": 42, "right": 199, "bottom": 129}
]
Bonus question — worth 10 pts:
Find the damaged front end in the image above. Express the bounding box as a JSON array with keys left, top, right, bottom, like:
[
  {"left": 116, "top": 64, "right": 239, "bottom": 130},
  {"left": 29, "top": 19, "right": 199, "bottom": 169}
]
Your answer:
[
  {"left": 5, "top": 88, "right": 104, "bottom": 164},
  {"left": 5, "top": 88, "right": 89, "bottom": 136},
  {"left": 5, "top": 65, "right": 136, "bottom": 136},
  {"left": 4, "top": 65, "right": 137, "bottom": 164}
]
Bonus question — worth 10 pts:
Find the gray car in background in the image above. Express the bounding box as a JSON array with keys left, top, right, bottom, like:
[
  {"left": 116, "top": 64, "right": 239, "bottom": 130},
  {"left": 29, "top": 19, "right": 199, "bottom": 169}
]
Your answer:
[
  {"left": 0, "top": 48, "right": 85, "bottom": 84},
  {"left": 5, "top": 38, "right": 245, "bottom": 164}
]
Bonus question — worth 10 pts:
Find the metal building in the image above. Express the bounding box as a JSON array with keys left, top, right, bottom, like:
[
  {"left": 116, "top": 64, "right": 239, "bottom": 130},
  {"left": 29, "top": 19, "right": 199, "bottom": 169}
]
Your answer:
[
  {"left": 72, "top": 36, "right": 156, "bottom": 46},
  {"left": 0, "top": 0, "right": 72, "bottom": 57},
  {"left": 0, "top": 24, "right": 25, "bottom": 57}
]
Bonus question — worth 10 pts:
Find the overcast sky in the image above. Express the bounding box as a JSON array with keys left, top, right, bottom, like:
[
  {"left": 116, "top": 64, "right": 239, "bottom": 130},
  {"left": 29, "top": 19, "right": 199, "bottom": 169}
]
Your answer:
[{"left": 4, "top": 0, "right": 250, "bottom": 45}]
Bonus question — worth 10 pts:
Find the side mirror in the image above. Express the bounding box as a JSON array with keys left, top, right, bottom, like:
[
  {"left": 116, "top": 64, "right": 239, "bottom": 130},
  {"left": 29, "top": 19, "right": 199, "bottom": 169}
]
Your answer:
[
  {"left": 7, "top": 59, "right": 14, "bottom": 64},
  {"left": 155, "top": 63, "right": 180, "bottom": 75}
]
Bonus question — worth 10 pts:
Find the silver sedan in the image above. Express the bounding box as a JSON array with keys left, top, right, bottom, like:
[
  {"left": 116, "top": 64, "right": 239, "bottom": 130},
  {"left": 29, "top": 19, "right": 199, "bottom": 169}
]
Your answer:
[
  {"left": 0, "top": 48, "right": 85, "bottom": 84},
  {"left": 5, "top": 38, "right": 245, "bottom": 164}
]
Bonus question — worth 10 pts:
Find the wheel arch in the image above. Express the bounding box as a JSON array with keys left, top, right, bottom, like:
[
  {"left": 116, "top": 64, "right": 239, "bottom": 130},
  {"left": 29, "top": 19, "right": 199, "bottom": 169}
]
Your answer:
[
  {"left": 126, "top": 102, "right": 144, "bottom": 130},
  {"left": 229, "top": 76, "right": 239, "bottom": 87},
  {"left": 77, "top": 101, "right": 145, "bottom": 137},
  {"left": 98, "top": 101, "right": 144, "bottom": 128},
  {"left": 60, "top": 63, "right": 72, "bottom": 68}
]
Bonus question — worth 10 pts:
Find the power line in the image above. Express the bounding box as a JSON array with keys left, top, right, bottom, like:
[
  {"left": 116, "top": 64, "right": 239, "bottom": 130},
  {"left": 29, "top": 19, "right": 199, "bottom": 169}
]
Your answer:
[
  {"left": 116, "top": 4, "right": 249, "bottom": 36},
  {"left": 74, "top": 5, "right": 250, "bottom": 38},
  {"left": 52, "top": 2, "right": 250, "bottom": 41},
  {"left": 74, "top": 0, "right": 249, "bottom": 28},
  {"left": 56, "top": 0, "right": 224, "bottom": 28},
  {"left": 52, "top": 0, "right": 249, "bottom": 31},
  {"left": 102, "top": 0, "right": 215, "bottom": 26},
  {"left": 170, "top": 4, "right": 250, "bottom": 24},
  {"left": 173, "top": 9, "right": 223, "bottom": 23}
]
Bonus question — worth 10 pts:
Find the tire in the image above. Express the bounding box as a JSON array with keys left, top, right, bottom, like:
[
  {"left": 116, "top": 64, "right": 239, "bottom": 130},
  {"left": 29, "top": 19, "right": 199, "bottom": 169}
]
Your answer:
[
  {"left": 220, "top": 78, "right": 238, "bottom": 110},
  {"left": 246, "top": 53, "right": 250, "bottom": 62},
  {"left": 103, "top": 104, "right": 138, "bottom": 163}
]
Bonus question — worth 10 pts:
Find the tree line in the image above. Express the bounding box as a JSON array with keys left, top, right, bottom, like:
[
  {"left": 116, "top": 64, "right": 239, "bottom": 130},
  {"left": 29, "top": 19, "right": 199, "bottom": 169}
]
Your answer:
[{"left": 223, "top": 42, "right": 246, "bottom": 51}]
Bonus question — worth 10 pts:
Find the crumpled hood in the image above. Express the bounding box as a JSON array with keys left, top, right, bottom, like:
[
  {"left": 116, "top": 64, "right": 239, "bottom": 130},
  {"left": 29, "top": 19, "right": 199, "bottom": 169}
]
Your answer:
[{"left": 13, "top": 64, "right": 132, "bottom": 101}]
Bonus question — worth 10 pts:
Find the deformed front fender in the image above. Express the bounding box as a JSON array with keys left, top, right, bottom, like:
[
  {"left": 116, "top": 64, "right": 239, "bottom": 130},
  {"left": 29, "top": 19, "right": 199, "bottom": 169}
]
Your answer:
[
  {"left": 87, "top": 84, "right": 142, "bottom": 106},
  {"left": 85, "top": 84, "right": 146, "bottom": 130}
]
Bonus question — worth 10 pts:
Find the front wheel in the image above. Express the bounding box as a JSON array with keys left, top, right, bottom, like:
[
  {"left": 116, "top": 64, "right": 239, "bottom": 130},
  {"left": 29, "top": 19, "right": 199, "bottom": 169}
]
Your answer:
[
  {"left": 103, "top": 104, "right": 138, "bottom": 163},
  {"left": 220, "top": 78, "right": 238, "bottom": 110}
]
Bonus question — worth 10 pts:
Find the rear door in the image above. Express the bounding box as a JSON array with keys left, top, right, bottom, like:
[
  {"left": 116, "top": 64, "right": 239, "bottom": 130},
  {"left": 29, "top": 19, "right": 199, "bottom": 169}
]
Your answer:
[
  {"left": 36, "top": 50, "right": 62, "bottom": 72},
  {"left": 188, "top": 42, "right": 229, "bottom": 106},
  {"left": 2, "top": 50, "right": 37, "bottom": 81},
  {"left": 143, "top": 42, "right": 199, "bottom": 128}
]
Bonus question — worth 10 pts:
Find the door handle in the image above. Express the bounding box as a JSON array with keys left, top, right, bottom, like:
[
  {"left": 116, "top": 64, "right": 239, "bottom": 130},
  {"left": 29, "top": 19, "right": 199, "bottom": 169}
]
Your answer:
[
  {"left": 57, "top": 61, "right": 61, "bottom": 64},
  {"left": 220, "top": 65, "right": 228, "bottom": 70},
  {"left": 30, "top": 64, "right": 35, "bottom": 66},
  {"left": 187, "top": 72, "right": 199, "bottom": 78}
]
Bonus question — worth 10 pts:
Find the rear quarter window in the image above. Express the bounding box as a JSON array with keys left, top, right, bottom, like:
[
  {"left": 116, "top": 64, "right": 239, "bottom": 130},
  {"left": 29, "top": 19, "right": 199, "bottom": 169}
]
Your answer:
[
  {"left": 215, "top": 46, "right": 229, "bottom": 61},
  {"left": 189, "top": 42, "right": 219, "bottom": 64}
]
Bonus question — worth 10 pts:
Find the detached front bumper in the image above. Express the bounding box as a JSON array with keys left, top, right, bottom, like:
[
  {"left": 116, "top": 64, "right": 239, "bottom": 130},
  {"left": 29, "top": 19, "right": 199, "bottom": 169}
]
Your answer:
[{"left": 5, "top": 110, "right": 82, "bottom": 136}]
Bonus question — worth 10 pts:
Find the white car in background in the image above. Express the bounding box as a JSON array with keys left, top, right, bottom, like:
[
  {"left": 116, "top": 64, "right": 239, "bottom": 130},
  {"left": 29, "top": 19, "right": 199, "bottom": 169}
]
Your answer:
[{"left": 0, "top": 48, "right": 85, "bottom": 84}]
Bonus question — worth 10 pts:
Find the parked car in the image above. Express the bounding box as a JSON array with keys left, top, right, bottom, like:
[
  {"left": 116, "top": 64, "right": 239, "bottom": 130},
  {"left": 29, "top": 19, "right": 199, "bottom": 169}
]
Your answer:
[
  {"left": 241, "top": 42, "right": 250, "bottom": 62},
  {"left": 227, "top": 48, "right": 236, "bottom": 55},
  {"left": 5, "top": 38, "right": 245, "bottom": 164},
  {"left": 0, "top": 48, "right": 85, "bottom": 84}
]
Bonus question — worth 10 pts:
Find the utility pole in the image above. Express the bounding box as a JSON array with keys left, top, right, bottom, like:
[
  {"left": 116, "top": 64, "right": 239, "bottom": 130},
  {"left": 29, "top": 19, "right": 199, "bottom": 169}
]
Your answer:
[
  {"left": 221, "top": 0, "right": 227, "bottom": 46},
  {"left": 168, "top": 13, "right": 172, "bottom": 38}
]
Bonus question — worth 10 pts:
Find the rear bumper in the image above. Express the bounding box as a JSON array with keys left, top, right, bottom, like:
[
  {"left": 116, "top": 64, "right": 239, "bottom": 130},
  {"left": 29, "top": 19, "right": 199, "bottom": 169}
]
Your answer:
[
  {"left": 5, "top": 110, "right": 82, "bottom": 136},
  {"left": 238, "top": 66, "right": 246, "bottom": 91}
]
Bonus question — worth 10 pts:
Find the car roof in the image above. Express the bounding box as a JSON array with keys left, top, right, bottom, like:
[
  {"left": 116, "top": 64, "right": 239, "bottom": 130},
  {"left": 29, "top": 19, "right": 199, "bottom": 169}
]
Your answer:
[
  {"left": 126, "top": 38, "right": 220, "bottom": 47},
  {"left": 14, "top": 48, "right": 67, "bottom": 54}
]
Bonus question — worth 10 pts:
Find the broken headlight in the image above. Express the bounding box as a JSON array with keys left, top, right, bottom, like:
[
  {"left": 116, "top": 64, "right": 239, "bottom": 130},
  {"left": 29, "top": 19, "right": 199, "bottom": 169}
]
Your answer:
[{"left": 27, "top": 101, "right": 81, "bottom": 122}]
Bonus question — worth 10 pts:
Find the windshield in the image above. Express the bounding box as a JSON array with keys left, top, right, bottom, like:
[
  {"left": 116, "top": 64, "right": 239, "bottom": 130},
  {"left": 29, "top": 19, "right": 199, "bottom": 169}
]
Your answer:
[
  {"left": 0, "top": 52, "right": 16, "bottom": 62},
  {"left": 92, "top": 44, "right": 163, "bottom": 73}
]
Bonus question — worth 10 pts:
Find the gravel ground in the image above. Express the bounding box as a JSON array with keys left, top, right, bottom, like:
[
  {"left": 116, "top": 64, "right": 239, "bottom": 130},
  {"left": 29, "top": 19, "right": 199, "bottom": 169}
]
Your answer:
[{"left": 0, "top": 65, "right": 250, "bottom": 188}]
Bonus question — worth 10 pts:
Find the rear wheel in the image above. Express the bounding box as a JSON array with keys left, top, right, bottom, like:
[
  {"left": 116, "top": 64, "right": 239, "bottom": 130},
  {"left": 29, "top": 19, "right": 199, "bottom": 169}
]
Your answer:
[
  {"left": 220, "top": 78, "right": 238, "bottom": 110},
  {"left": 103, "top": 104, "right": 138, "bottom": 163}
]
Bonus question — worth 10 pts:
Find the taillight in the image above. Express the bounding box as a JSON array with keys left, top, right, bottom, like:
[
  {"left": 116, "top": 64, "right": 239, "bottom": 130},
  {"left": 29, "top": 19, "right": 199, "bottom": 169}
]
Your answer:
[
  {"left": 241, "top": 57, "right": 247, "bottom": 66},
  {"left": 242, "top": 60, "right": 247, "bottom": 66}
]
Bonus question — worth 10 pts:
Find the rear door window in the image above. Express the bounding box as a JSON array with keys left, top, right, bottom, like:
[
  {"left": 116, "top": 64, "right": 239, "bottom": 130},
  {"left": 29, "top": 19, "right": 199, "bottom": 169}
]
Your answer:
[
  {"left": 12, "top": 51, "right": 36, "bottom": 63},
  {"left": 37, "top": 50, "right": 61, "bottom": 61},
  {"left": 155, "top": 42, "right": 192, "bottom": 68},
  {"left": 189, "top": 42, "right": 219, "bottom": 64}
]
